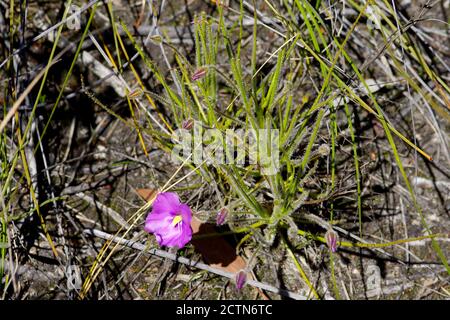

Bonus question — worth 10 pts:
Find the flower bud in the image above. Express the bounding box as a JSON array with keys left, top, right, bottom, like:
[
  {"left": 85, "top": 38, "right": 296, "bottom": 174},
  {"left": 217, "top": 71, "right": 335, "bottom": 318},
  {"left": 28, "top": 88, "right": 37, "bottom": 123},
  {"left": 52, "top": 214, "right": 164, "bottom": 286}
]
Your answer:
[
  {"left": 182, "top": 119, "right": 194, "bottom": 130},
  {"left": 235, "top": 269, "right": 247, "bottom": 291},
  {"left": 191, "top": 67, "right": 207, "bottom": 81},
  {"left": 325, "top": 229, "right": 339, "bottom": 253},
  {"left": 216, "top": 207, "right": 228, "bottom": 226}
]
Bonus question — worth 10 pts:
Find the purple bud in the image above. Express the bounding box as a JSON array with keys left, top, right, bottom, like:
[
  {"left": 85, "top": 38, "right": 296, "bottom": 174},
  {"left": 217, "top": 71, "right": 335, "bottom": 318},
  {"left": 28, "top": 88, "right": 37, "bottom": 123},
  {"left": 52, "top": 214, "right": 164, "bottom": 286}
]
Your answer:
[
  {"left": 191, "top": 67, "right": 207, "bottom": 81},
  {"left": 216, "top": 207, "right": 228, "bottom": 226},
  {"left": 325, "top": 229, "right": 339, "bottom": 253},
  {"left": 182, "top": 119, "right": 194, "bottom": 130},
  {"left": 235, "top": 269, "right": 247, "bottom": 291}
]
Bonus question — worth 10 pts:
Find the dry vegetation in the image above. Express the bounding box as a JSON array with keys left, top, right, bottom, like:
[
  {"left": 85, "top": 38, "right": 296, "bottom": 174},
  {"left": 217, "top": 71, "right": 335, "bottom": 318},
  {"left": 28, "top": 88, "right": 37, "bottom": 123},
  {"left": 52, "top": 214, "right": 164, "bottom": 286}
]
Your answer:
[{"left": 0, "top": 0, "right": 449, "bottom": 300}]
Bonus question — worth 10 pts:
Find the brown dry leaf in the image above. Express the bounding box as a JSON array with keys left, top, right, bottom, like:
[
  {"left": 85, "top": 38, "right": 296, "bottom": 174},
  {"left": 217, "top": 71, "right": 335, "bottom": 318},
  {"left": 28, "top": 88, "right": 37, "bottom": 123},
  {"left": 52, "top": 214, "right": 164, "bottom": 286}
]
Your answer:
[{"left": 135, "top": 188, "right": 158, "bottom": 202}]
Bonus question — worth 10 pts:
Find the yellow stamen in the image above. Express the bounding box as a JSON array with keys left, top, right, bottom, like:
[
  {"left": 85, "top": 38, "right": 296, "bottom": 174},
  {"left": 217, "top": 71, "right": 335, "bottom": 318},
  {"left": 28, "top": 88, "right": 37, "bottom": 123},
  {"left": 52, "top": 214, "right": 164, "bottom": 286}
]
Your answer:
[{"left": 172, "top": 215, "right": 182, "bottom": 226}]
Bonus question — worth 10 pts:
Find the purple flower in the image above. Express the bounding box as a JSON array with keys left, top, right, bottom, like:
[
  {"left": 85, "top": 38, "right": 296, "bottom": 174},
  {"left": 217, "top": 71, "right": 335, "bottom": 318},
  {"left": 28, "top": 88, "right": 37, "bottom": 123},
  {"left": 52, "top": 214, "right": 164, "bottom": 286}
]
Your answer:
[
  {"left": 325, "top": 229, "right": 339, "bottom": 253},
  {"left": 144, "top": 192, "right": 193, "bottom": 249},
  {"left": 235, "top": 269, "right": 247, "bottom": 291}
]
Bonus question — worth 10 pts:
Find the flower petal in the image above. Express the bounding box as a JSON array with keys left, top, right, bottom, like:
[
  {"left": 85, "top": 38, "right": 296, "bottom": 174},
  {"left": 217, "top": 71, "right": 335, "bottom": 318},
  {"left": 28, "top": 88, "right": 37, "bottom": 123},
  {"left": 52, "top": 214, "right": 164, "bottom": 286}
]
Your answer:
[
  {"left": 178, "top": 203, "right": 192, "bottom": 225},
  {"left": 159, "top": 222, "right": 192, "bottom": 248},
  {"left": 151, "top": 192, "right": 180, "bottom": 215},
  {"left": 181, "top": 221, "right": 193, "bottom": 243},
  {"left": 156, "top": 227, "right": 179, "bottom": 246},
  {"left": 144, "top": 212, "right": 172, "bottom": 234}
]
